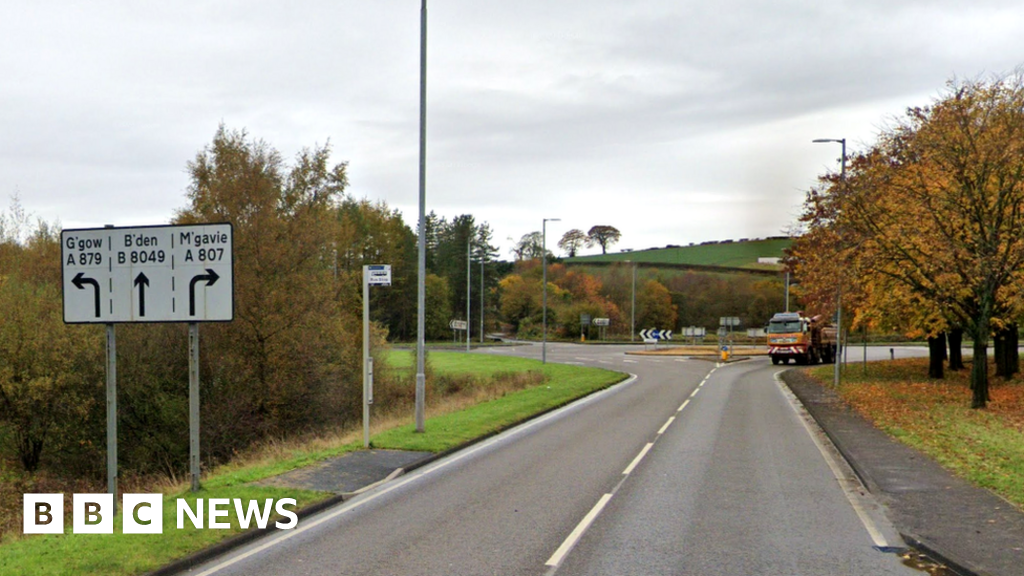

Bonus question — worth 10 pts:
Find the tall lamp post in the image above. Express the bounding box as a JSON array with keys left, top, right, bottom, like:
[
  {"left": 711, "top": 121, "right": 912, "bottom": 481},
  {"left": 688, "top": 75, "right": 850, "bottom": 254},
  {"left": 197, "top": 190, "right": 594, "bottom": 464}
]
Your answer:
[
  {"left": 625, "top": 260, "right": 636, "bottom": 342},
  {"left": 414, "top": 0, "right": 428, "bottom": 433},
  {"left": 542, "top": 218, "right": 560, "bottom": 363},
  {"left": 812, "top": 137, "right": 846, "bottom": 389}
]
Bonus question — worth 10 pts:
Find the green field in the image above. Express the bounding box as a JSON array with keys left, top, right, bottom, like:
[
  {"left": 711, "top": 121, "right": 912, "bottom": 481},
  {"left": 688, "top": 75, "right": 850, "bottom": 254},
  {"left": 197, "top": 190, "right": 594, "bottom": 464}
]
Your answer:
[{"left": 565, "top": 237, "right": 790, "bottom": 269}]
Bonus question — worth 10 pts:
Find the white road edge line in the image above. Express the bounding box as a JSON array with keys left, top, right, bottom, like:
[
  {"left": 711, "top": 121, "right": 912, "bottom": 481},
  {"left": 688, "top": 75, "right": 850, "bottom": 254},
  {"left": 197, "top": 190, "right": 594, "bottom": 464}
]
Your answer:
[
  {"left": 677, "top": 399, "right": 690, "bottom": 412},
  {"left": 689, "top": 388, "right": 700, "bottom": 398},
  {"left": 545, "top": 493, "right": 613, "bottom": 567},
  {"left": 192, "top": 375, "right": 641, "bottom": 576},
  {"left": 657, "top": 417, "right": 675, "bottom": 435},
  {"left": 773, "top": 371, "right": 891, "bottom": 548},
  {"left": 622, "top": 442, "right": 654, "bottom": 475}
]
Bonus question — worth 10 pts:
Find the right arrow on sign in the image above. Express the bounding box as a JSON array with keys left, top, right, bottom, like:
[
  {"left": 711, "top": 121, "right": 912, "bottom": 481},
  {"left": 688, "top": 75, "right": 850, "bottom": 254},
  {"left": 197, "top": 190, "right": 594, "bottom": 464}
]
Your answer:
[
  {"left": 134, "top": 272, "right": 150, "bottom": 317},
  {"left": 189, "top": 269, "right": 220, "bottom": 316},
  {"left": 72, "top": 272, "right": 101, "bottom": 318}
]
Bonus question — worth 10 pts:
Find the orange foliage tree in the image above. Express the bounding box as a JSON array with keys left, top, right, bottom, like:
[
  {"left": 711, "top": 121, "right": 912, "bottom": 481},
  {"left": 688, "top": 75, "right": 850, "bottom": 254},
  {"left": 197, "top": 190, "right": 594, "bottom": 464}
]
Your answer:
[{"left": 794, "top": 74, "right": 1024, "bottom": 408}]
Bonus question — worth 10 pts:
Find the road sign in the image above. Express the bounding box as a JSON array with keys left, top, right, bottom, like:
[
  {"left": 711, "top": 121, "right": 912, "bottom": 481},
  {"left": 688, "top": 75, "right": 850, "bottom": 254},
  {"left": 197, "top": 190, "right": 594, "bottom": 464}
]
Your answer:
[
  {"left": 639, "top": 329, "right": 673, "bottom": 340},
  {"left": 682, "top": 326, "right": 706, "bottom": 337},
  {"left": 450, "top": 319, "right": 468, "bottom": 330},
  {"left": 580, "top": 313, "right": 591, "bottom": 327},
  {"left": 594, "top": 318, "right": 610, "bottom": 327},
  {"left": 719, "top": 316, "right": 741, "bottom": 327},
  {"left": 61, "top": 224, "right": 233, "bottom": 323},
  {"left": 367, "top": 264, "right": 392, "bottom": 286}
]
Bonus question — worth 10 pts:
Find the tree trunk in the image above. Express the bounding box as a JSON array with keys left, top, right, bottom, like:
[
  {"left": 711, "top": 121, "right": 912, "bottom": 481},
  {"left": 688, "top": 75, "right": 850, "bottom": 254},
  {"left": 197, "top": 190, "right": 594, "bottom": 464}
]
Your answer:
[
  {"left": 1010, "top": 323, "right": 1019, "bottom": 377},
  {"left": 995, "top": 329, "right": 1008, "bottom": 377},
  {"left": 940, "top": 331, "right": 948, "bottom": 361},
  {"left": 927, "top": 334, "right": 945, "bottom": 379},
  {"left": 948, "top": 328, "right": 965, "bottom": 370},
  {"left": 970, "top": 316, "right": 990, "bottom": 409}
]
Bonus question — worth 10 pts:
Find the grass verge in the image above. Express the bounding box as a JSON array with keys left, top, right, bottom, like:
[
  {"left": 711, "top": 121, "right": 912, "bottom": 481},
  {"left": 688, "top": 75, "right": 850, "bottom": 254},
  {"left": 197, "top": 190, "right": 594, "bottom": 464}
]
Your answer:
[
  {"left": 1, "top": 352, "right": 624, "bottom": 576},
  {"left": 807, "top": 358, "right": 1024, "bottom": 509},
  {"left": 372, "top": 361, "right": 625, "bottom": 452}
]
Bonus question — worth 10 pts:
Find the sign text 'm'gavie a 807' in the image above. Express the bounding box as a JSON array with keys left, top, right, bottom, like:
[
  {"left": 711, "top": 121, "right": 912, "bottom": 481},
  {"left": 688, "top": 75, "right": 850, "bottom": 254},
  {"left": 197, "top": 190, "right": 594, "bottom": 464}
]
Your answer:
[{"left": 61, "top": 224, "right": 233, "bottom": 323}]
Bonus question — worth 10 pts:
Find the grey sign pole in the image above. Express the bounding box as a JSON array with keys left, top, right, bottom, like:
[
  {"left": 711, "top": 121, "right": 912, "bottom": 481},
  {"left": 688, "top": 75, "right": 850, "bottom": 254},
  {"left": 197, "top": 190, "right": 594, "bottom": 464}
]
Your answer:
[
  {"left": 363, "top": 266, "right": 371, "bottom": 448},
  {"left": 189, "top": 322, "right": 201, "bottom": 492},
  {"left": 466, "top": 239, "right": 471, "bottom": 353},
  {"left": 106, "top": 322, "right": 117, "bottom": 511}
]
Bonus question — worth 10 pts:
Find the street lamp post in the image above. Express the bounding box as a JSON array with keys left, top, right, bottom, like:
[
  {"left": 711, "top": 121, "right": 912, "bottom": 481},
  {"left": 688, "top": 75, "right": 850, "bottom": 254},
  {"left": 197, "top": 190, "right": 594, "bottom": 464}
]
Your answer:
[
  {"left": 813, "top": 137, "right": 846, "bottom": 389},
  {"left": 625, "top": 260, "right": 636, "bottom": 342},
  {"left": 542, "top": 218, "right": 560, "bottom": 363},
  {"left": 414, "top": 0, "right": 428, "bottom": 433},
  {"left": 466, "top": 237, "right": 471, "bottom": 353},
  {"left": 480, "top": 249, "right": 485, "bottom": 344}
]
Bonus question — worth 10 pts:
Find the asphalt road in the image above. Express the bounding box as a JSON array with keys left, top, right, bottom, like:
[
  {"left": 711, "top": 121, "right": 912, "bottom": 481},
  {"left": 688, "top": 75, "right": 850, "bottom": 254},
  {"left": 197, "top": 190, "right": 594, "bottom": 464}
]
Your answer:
[{"left": 188, "top": 343, "right": 927, "bottom": 576}]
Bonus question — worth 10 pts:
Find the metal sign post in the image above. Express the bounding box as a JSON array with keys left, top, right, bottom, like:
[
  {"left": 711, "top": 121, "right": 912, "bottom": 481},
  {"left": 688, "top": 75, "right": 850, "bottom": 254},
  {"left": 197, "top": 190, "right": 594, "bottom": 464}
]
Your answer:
[
  {"left": 105, "top": 322, "right": 117, "bottom": 510},
  {"left": 363, "top": 265, "right": 391, "bottom": 448},
  {"left": 188, "top": 322, "right": 200, "bottom": 492}
]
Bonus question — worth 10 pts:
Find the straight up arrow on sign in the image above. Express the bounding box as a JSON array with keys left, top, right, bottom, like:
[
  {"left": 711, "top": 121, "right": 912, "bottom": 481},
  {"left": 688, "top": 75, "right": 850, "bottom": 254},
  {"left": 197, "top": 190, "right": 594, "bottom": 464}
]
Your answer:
[{"left": 134, "top": 272, "right": 150, "bottom": 317}]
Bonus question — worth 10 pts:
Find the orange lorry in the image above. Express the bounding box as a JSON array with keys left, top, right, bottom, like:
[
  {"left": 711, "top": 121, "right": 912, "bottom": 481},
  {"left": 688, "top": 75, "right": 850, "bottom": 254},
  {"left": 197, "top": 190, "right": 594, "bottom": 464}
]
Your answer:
[{"left": 766, "top": 311, "right": 837, "bottom": 365}]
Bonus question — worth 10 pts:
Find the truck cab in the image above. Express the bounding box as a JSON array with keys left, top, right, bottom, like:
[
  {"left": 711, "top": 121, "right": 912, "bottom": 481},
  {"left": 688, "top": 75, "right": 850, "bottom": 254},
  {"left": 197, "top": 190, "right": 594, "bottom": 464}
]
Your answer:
[{"left": 766, "top": 311, "right": 836, "bottom": 365}]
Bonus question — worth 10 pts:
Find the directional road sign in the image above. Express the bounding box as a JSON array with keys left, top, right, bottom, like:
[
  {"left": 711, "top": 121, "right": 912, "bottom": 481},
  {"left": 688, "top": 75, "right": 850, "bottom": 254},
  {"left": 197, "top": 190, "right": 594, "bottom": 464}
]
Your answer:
[
  {"left": 593, "top": 317, "right": 610, "bottom": 327},
  {"left": 449, "top": 319, "right": 468, "bottom": 331},
  {"left": 638, "top": 329, "right": 673, "bottom": 340},
  {"left": 62, "top": 224, "right": 233, "bottom": 323}
]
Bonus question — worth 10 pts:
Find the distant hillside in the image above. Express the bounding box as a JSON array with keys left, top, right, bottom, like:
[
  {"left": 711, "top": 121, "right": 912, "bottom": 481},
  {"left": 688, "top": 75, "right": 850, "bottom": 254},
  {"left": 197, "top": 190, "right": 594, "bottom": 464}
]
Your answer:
[{"left": 563, "top": 237, "right": 791, "bottom": 271}]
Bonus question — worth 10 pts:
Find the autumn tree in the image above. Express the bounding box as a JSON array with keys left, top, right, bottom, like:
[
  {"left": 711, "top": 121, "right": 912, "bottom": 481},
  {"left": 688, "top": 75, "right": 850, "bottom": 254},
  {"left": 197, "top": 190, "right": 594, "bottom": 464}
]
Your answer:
[
  {"left": 797, "top": 75, "right": 1024, "bottom": 408},
  {"left": 512, "top": 231, "right": 545, "bottom": 261},
  {"left": 558, "top": 229, "right": 588, "bottom": 257},
  {"left": 334, "top": 198, "right": 418, "bottom": 340},
  {"left": 0, "top": 214, "right": 103, "bottom": 472},
  {"left": 498, "top": 274, "right": 537, "bottom": 332},
  {"left": 636, "top": 279, "right": 677, "bottom": 331},
  {"left": 587, "top": 225, "right": 621, "bottom": 254},
  {"left": 175, "top": 125, "right": 356, "bottom": 453}
]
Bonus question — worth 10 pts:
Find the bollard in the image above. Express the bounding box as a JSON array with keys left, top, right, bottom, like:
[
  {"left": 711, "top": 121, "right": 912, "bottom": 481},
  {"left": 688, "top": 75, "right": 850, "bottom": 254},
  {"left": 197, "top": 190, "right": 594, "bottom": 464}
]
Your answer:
[{"left": 890, "top": 348, "right": 894, "bottom": 361}]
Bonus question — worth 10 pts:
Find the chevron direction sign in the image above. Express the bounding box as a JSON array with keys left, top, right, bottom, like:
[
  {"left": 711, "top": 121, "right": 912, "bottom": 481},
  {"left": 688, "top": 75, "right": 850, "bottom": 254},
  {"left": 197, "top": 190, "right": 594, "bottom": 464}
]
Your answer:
[{"left": 639, "top": 328, "right": 673, "bottom": 340}]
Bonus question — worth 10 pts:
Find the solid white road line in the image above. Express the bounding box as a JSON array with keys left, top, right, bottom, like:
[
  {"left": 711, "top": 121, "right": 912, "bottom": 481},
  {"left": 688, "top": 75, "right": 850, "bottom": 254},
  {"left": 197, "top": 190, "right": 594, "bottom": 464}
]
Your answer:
[
  {"left": 545, "top": 493, "right": 613, "bottom": 567},
  {"left": 773, "top": 371, "right": 891, "bottom": 548},
  {"left": 193, "top": 375, "right": 641, "bottom": 576},
  {"left": 622, "top": 443, "right": 654, "bottom": 475}
]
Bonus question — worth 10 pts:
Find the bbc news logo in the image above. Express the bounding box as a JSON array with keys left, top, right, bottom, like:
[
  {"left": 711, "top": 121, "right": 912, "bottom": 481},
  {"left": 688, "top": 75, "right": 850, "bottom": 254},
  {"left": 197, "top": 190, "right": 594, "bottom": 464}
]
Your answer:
[{"left": 24, "top": 494, "right": 298, "bottom": 534}]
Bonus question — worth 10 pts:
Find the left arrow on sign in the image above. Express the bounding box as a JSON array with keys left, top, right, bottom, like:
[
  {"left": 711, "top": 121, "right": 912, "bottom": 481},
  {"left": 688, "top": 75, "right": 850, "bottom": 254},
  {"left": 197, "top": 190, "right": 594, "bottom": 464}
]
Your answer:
[
  {"left": 189, "top": 269, "right": 220, "bottom": 316},
  {"left": 72, "top": 272, "right": 101, "bottom": 318},
  {"left": 134, "top": 272, "right": 150, "bottom": 317}
]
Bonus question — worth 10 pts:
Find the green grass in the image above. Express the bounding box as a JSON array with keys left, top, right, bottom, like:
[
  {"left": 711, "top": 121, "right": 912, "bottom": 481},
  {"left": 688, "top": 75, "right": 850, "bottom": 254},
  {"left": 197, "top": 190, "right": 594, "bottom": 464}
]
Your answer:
[
  {"left": 1, "top": 353, "right": 625, "bottom": 576},
  {"left": 386, "top": 349, "right": 546, "bottom": 377},
  {"left": 565, "top": 238, "right": 791, "bottom": 269},
  {"left": 373, "top": 362, "right": 625, "bottom": 452},
  {"left": 806, "top": 358, "right": 1024, "bottom": 510},
  {"left": 0, "top": 486, "right": 324, "bottom": 576}
]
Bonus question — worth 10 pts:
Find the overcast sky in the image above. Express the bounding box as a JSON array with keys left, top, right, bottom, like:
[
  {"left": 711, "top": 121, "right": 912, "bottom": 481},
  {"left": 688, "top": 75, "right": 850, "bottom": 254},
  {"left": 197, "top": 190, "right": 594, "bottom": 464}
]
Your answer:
[{"left": 4, "top": 1, "right": 1024, "bottom": 258}]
